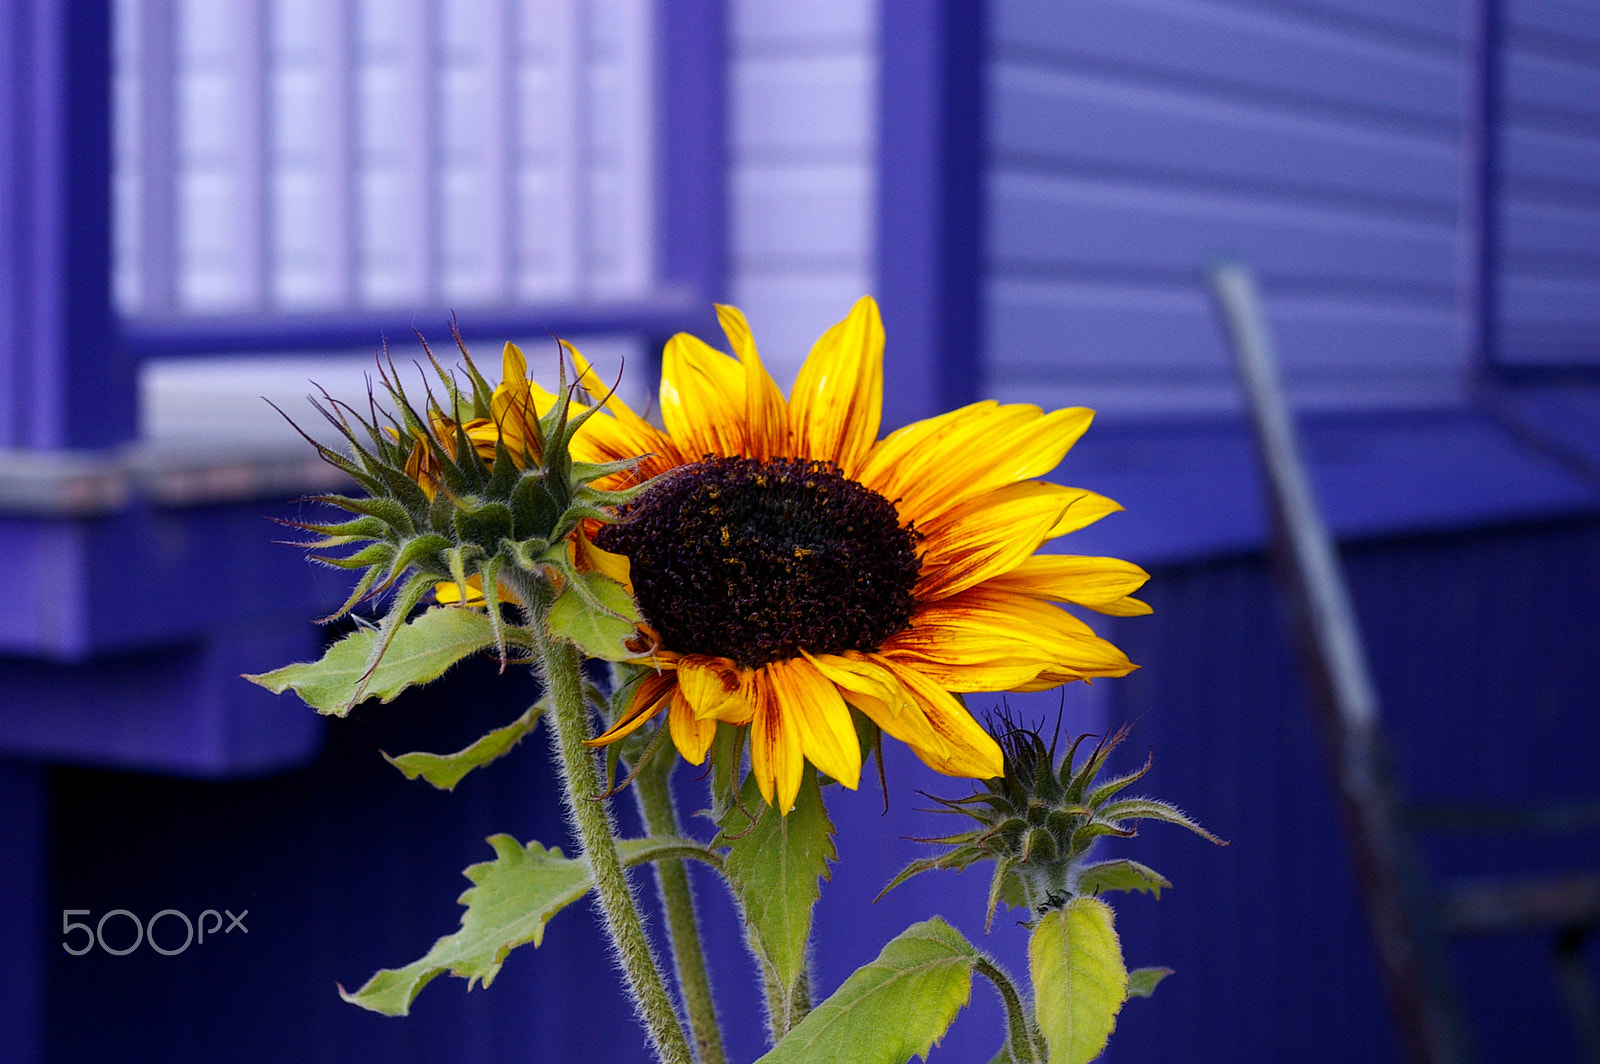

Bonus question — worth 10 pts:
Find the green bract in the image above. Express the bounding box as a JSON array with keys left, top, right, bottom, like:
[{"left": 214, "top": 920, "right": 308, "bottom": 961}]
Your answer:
[
  {"left": 882, "top": 718, "right": 1224, "bottom": 927},
  {"left": 268, "top": 336, "right": 645, "bottom": 711}
]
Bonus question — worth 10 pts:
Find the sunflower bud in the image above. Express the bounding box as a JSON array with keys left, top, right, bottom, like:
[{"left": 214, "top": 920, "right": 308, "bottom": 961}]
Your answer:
[
  {"left": 281, "top": 332, "right": 646, "bottom": 659},
  {"left": 881, "top": 711, "right": 1223, "bottom": 929}
]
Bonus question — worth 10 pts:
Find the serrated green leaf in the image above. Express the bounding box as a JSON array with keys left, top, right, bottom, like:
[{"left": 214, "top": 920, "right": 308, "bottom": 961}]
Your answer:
[
  {"left": 384, "top": 701, "right": 543, "bottom": 790},
  {"left": 546, "top": 569, "right": 640, "bottom": 660},
  {"left": 340, "top": 835, "right": 717, "bottom": 1016},
  {"left": 1030, "top": 898, "right": 1128, "bottom": 1064},
  {"left": 1126, "top": 967, "right": 1172, "bottom": 998},
  {"left": 718, "top": 771, "right": 836, "bottom": 1023},
  {"left": 756, "top": 918, "right": 979, "bottom": 1064},
  {"left": 244, "top": 606, "right": 495, "bottom": 716},
  {"left": 1075, "top": 859, "right": 1171, "bottom": 899}
]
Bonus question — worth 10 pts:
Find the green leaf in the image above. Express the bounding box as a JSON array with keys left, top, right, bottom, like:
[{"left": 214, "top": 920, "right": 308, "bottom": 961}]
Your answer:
[
  {"left": 244, "top": 605, "right": 496, "bottom": 716},
  {"left": 1074, "top": 859, "right": 1171, "bottom": 899},
  {"left": 384, "top": 701, "right": 543, "bottom": 791},
  {"left": 756, "top": 918, "right": 979, "bottom": 1064},
  {"left": 545, "top": 570, "right": 640, "bottom": 660},
  {"left": 1030, "top": 898, "right": 1128, "bottom": 1064},
  {"left": 340, "top": 835, "right": 718, "bottom": 1016},
  {"left": 1126, "top": 967, "right": 1172, "bottom": 999},
  {"left": 339, "top": 835, "right": 591, "bottom": 1015},
  {"left": 718, "top": 771, "right": 836, "bottom": 1024}
]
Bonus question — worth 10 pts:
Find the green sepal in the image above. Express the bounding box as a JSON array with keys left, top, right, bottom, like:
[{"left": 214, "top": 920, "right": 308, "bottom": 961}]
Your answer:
[
  {"left": 509, "top": 474, "right": 562, "bottom": 541},
  {"left": 545, "top": 570, "right": 640, "bottom": 660},
  {"left": 570, "top": 457, "right": 645, "bottom": 485},
  {"left": 1095, "top": 799, "right": 1225, "bottom": 844},
  {"left": 452, "top": 500, "right": 515, "bottom": 549},
  {"left": 339, "top": 834, "right": 720, "bottom": 1016},
  {"left": 1084, "top": 751, "right": 1154, "bottom": 808},
  {"left": 1075, "top": 859, "right": 1171, "bottom": 899},
  {"left": 292, "top": 514, "right": 392, "bottom": 540},
  {"left": 484, "top": 433, "right": 522, "bottom": 498},
  {"left": 717, "top": 770, "right": 836, "bottom": 1031},
  {"left": 244, "top": 603, "right": 496, "bottom": 716},
  {"left": 875, "top": 844, "right": 986, "bottom": 903},
  {"left": 755, "top": 918, "right": 979, "bottom": 1064},
  {"left": 986, "top": 856, "right": 1021, "bottom": 930},
  {"left": 309, "top": 494, "right": 418, "bottom": 535},
  {"left": 384, "top": 700, "right": 544, "bottom": 791},
  {"left": 1066, "top": 819, "right": 1136, "bottom": 856},
  {"left": 1029, "top": 897, "right": 1129, "bottom": 1064},
  {"left": 311, "top": 541, "right": 395, "bottom": 571},
  {"left": 503, "top": 536, "right": 553, "bottom": 574},
  {"left": 1127, "top": 967, "right": 1173, "bottom": 999},
  {"left": 319, "top": 564, "right": 384, "bottom": 623},
  {"left": 1063, "top": 731, "right": 1125, "bottom": 800},
  {"left": 708, "top": 722, "right": 746, "bottom": 824},
  {"left": 386, "top": 533, "right": 454, "bottom": 584}
]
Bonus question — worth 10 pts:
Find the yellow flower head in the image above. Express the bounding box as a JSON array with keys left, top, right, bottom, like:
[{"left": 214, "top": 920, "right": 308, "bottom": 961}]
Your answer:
[{"left": 542, "top": 297, "right": 1149, "bottom": 812}]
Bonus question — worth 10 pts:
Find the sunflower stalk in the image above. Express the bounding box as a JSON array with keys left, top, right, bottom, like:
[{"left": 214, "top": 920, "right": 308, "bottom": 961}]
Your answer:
[
  {"left": 516, "top": 570, "right": 694, "bottom": 1064},
  {"left": 762, "top": 961, "right": 812, "bottom": 1045},
  {"left": 975, "top": 955, "right": 1046, "bottom": 1064},
  {"left": 631, "top": 742, "right": 729, "bottom": 1064}
]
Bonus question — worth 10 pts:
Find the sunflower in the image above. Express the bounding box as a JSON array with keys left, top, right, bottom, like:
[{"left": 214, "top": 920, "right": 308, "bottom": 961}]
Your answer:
[{"left": 533, "top": 296, "right": 1149, "bottom": 813}]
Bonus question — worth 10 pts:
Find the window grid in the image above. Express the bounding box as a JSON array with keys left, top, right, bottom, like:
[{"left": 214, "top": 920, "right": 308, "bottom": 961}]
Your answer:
[{"left": 112, "top": 0, "right": 655, "bottom": 320}]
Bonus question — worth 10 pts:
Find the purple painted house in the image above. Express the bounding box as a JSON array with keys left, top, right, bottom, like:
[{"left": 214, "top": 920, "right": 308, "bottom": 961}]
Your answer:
[{"left": 2, "top": 0, "right": 1598, "bottom": 1060}]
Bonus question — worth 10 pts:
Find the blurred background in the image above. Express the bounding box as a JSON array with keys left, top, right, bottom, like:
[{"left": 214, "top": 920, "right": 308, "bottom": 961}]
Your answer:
[{"left": 2, "top": 0, "right": 1598, "bottom": 1060}]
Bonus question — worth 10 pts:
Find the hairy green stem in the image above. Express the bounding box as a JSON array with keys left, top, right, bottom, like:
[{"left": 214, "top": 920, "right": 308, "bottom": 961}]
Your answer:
[
  {"left": 634, "top": 755, "right": 728, "bottom": 1064},
  {"left": 975, "top": 956, "right": 1044, "bottom": 1064},
  {"left": 529, "top": 611, "right": 693, "bottom": 1064},
  {"left": 762, "top": 963, "right": 813, "bottom": 1046}
]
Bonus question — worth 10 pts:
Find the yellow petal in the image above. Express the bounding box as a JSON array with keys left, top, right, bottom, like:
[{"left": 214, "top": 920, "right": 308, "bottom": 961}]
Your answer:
[
  {"left": 434, "top": 573, "right": 522, "bottom": 608},
  {"left": 914, "top": 482, "right": 1083, "bottom": 602},
  {"left": 980, "top": 553, "right": 1150, "bottom": 607},
  {"left": 660, "top": 332, "right": 746, "bottom": 459},
  {"left": 585, "top": 672, "right": 673, "bottom": 747},
  {"left": 563, "top": 340, "right": 676, "bottom": 473},
  {"left": 1086, "top": 595, "right": 1153, "bottom": 617},
  {"left": 858, "top": 402, "right": 1094, "bottom": 525},
  {"left": 667, "top": 687, "right": 717, "bottom": 764},
  {"left": 573, "top": 531, "right": 633, "bottom": 590},
  {"left": 1047, "top": 488, "right": 1125, "bottom": 537},
  {"left": 677, "top": 656, "right": 755, "bottom": 725},
  {"left": 873, "top": 655, "right": 1003, "bottom": 779},
  {"left": 502, "top": 340, "right": 529, "bottom": 386},
  {"left": 716, "top": 304, "right": 791, "bottom": 459},
  {"left": 789, "top": 296, "right": 884, "bottom": 477},
  {"left": 802, "top": 651, "right": 952, "bottom": 763},
  {"left": 748, "top": 668, "right": 804, "bottom": 810},
  {"left": 882, "top": 587, "right": 1137, "bottom": 688},
  {"left": 767, "top": 657, "right": 861, "bottom": 789},
  {"left": 433, "top": 577, "right": 479, "bottom": 606}
]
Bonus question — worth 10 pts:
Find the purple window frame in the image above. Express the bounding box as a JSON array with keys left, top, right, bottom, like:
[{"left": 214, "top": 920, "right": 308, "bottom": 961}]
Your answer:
[{"left": 0, "top": 0, "right": 727, "bottom": 451}]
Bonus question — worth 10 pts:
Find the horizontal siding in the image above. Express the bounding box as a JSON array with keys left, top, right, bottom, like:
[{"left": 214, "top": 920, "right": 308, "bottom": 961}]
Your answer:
[
  {"left": 993, "top": 66, "right": 1460, "bottom": 211},
  {"left": 986, "top": 0, "right": 1468, "bottom": 420},
  {"left": 1496, "top": 0, "right": 1600, "bottom": 365},
  {"left": 989, "top": 280, "right": 1462, "bottom": 414},
  {"left": 1253, "top": 0, "right": 1463, "bottom": 42},
  {"left": 995, "top": 0, "right": 1460, "bottom": 128},
  {"left": 728, "top": 0, "right": 874, "bottom": 387},
  {"left": 992, "top": 174, "right": 1458, "bottom": 292}
]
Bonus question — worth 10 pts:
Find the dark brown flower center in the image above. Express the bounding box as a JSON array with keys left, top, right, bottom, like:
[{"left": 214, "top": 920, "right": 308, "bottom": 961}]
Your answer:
[{"left": 595, "top": 456, "right": 921, "bottom": 668}]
